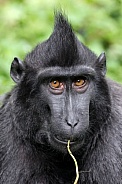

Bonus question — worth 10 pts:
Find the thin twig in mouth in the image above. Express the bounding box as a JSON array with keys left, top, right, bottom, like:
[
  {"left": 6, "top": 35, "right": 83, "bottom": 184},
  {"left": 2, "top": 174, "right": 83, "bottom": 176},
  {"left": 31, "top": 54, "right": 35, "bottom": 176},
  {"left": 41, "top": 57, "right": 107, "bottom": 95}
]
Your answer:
[{"left": 67, "top": 140, "right": 79, "bottom": 184}]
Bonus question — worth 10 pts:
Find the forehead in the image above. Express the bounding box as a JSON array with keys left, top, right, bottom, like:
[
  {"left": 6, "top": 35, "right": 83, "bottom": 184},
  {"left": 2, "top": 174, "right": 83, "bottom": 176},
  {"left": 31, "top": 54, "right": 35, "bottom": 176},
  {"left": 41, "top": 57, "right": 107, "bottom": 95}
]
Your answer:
[{"left": 37, "top": 65, "right": 96, "bottom": 79}]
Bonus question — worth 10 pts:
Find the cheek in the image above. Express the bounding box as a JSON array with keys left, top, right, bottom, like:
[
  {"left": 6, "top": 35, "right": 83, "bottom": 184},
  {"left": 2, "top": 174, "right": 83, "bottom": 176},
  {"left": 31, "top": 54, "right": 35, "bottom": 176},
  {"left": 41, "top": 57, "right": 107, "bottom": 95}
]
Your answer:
[
  {"left": 77, "top": 94, "right": 90, "bottom": 114},
  {"left": 49, "top": 98, "right": 65, "bottom": 118},
  {"left": 77, "top": 105, "right": 90, "bottom": 130}
]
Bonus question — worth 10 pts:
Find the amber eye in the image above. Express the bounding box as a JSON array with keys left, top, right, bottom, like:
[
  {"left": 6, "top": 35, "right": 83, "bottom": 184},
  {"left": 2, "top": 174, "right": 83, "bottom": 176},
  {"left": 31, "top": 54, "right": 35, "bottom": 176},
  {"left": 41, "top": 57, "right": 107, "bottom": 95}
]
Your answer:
[
  {"left": 49, "top": 79, "right": 64, "bottom": 90},
  {"left": 74, "top": 78, "right": 86, "bottom": 87},
  {"left": 49, "top": 79, "right": 64, "bottom": 94},
  {"left": 50, "top": 80, "right": 60, "bottom": 88},
  {"left": 75, "top": 79, "right": 85, "bottom": 86}
]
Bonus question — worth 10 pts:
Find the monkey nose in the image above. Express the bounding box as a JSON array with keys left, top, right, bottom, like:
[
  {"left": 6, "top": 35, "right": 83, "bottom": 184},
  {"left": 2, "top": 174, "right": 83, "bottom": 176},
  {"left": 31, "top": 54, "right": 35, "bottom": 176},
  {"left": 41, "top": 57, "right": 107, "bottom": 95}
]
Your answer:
[{"left": 65, "top": 119, "right": 79, "bottom": 128}]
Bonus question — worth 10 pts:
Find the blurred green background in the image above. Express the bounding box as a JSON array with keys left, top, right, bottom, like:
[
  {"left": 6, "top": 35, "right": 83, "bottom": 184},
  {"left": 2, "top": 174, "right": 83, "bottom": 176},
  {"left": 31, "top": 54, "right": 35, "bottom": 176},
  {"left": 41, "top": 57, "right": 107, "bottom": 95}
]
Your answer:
[{"left": 0, "top": 0, "right": 122, "bottom": 94}]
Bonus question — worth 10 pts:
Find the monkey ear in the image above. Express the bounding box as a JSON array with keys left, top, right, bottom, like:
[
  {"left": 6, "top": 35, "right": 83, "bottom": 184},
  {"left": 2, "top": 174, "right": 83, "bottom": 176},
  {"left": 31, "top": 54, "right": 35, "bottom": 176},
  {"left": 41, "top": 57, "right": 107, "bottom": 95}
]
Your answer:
[
  {"left": 10, "top": 57, "right": 25, "bottom": 83},
  {"left": 96, "top": 52, "right": 106, "bottom": 76}
]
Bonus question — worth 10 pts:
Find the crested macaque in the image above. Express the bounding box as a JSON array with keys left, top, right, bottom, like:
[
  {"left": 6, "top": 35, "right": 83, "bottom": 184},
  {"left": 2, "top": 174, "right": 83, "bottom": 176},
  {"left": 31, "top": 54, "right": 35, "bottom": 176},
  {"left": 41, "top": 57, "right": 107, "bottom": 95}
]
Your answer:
[{"left": 0, "top": 13, "right": 122, "bottom": 184}]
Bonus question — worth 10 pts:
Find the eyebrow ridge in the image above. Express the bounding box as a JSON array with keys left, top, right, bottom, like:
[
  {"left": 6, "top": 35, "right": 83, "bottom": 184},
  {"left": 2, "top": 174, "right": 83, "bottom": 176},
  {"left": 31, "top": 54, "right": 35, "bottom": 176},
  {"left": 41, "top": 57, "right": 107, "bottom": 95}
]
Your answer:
[{"left": 37, "top": 65, "right": 96, "bottom": 79}]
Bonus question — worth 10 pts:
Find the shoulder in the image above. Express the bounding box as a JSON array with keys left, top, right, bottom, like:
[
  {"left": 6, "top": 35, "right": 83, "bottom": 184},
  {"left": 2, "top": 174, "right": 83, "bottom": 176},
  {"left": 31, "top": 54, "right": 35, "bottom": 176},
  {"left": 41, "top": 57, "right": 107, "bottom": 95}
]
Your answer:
[
  {"left": 107, "top": 78, "right": 122, "bottom": 97},
  {"left": 107, "top": 78, "right": 122, "bottom": 120}
]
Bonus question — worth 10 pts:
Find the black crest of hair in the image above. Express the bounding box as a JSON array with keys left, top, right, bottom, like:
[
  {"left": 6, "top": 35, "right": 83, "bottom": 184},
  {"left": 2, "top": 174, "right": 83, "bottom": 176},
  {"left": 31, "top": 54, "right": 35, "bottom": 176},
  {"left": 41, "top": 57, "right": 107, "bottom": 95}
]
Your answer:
[
  {"left": 25, "top": 12, "right": 97, "bottom": 68},
  {"left": 0, "top": 12, "right": 122, "bottom": 184}
]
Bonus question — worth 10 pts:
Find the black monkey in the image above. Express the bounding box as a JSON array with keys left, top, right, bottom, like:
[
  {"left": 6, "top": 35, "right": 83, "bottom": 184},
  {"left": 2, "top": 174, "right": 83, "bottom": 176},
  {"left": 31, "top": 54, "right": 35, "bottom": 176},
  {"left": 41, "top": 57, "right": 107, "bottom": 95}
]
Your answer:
[{"left": 0, "top": 13, "right": 122, "bottom": 184}]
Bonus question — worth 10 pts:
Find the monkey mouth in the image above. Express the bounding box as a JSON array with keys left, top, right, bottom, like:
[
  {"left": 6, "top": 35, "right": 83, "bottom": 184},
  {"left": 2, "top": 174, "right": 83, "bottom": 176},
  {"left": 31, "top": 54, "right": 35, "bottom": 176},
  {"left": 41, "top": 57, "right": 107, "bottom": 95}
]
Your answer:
[{"left": 54, "top": 135, "right": 77, "bottom": 145}]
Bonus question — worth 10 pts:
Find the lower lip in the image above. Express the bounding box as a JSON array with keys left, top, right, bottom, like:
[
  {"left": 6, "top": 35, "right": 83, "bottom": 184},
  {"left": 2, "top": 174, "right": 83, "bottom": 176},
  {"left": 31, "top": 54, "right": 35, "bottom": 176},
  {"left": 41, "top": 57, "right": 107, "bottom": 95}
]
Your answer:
[{"left": 54, "top": 136, "right": 76, "bottom": 145}]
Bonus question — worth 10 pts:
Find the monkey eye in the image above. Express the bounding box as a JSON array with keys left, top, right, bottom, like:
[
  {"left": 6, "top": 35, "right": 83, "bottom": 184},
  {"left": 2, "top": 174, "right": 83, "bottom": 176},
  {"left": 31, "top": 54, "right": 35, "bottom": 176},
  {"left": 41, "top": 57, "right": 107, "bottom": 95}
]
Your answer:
[
  {"left": 50, "top": 80, "right": 62, "bottom": 88},
  {"left": 74, "top": 79, "right": 85, "bottom": 86},
  {"left": 73, "top": 77, "right": 88, "bottom": 90},
  {"left": 49, "top": 79, "right": 64, "bottom": 94}
]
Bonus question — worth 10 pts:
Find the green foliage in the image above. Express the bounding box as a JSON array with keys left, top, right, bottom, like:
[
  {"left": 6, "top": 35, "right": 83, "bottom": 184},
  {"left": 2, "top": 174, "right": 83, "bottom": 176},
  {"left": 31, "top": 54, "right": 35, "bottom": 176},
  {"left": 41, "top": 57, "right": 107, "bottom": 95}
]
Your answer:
[{"left": 0, "top": 0, "right": 122, "bottom": 94}]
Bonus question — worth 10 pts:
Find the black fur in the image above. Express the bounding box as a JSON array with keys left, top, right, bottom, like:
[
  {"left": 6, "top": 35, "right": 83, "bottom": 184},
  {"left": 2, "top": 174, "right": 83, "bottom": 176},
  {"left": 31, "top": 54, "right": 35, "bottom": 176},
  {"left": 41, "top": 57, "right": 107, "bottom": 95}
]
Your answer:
[{"left": 0, "top": 13, "right": 122, "bottom": 184}]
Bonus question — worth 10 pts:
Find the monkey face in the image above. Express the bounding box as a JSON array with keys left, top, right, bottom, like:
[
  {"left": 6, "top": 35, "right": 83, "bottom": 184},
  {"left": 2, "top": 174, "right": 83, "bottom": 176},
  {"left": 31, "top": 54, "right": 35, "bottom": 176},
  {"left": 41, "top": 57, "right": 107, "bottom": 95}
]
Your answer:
[{"left": 33, "top": 65, "right": 95, "bottom": 153}]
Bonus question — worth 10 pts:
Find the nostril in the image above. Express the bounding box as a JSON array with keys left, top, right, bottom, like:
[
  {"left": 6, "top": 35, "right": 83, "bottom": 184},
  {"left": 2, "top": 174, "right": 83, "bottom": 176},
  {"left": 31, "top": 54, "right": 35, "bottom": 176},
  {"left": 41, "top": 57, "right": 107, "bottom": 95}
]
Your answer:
[
  {"left": 74, "top": 121, "right": 78, "bottom": 127},
  {"left": 66, "top": 119, "right": 79, "bottom": 128}
]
